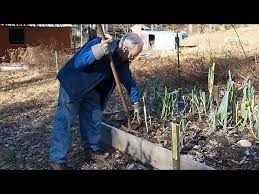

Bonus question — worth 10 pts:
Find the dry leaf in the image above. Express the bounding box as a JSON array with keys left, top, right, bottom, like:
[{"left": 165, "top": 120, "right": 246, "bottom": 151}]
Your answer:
[
  {"left": 163, "top": 140, "right": 168, "bottom": 146},
  {"left": 155, "top": 130, "right": 162, "bottom": 138}
]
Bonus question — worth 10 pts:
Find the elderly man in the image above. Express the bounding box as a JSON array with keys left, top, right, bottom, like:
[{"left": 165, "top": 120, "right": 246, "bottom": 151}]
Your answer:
[{"left": 49, "top": 32, "right": 144, "bottom": 170}]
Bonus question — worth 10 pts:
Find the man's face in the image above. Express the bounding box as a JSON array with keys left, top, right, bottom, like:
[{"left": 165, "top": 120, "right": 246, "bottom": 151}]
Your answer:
[{"left": 118, "top": 43, "right": 143, "bottom": 62}]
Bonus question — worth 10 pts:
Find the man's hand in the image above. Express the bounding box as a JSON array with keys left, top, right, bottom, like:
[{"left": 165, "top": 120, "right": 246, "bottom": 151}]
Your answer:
[
  {"left": 101, "top": 39, "right": 113, "bottom": 55},
  {"left": 132, "top": 102, "right": 142, "bottom": 124},
  {"left": 104, "top": 34, "right": 113, "bottom": 40},
  {"left": 91, "top": 37, "right": 112, "bottom": 60}
]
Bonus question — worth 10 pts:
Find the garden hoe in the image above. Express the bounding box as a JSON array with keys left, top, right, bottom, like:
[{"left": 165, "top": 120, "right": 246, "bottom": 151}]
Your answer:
[{"left": 97, "top": 24, "right": 136, "bottom": 131}]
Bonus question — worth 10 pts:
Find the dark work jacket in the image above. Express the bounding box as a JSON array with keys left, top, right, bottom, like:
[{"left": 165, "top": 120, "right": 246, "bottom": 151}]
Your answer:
[{"left": 57, "top": 37, "right": 140, "bottom": 110}]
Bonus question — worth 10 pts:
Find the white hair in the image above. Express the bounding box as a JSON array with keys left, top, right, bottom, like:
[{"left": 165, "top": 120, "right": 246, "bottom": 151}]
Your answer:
[{"left": 119, "top": 32, "right": 143, "bottom": 49}]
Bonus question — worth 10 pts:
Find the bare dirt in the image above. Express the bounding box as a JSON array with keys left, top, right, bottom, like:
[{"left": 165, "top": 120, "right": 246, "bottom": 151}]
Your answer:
[
  {"left": 103, "top": 25, "right": 259, "bottom": 170},
  {"left": 2, "top": 25, "right": 259, "bottom": 170},
  {"left": 0, "top": 68, "right": 150, "bottom": 170},
  {"left": 104, "top": 89, "right": 259, "bottom": 170}
]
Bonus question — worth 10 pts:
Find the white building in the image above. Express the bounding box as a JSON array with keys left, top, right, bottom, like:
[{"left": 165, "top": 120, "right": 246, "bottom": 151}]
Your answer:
[{"left": 130, "top": 24, "right": 188, "bottom": 50}]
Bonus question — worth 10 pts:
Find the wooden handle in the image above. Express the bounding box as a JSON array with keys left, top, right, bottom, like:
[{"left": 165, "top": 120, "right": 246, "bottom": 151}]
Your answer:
[{"left": 97, "top": 24, "right": 132, "bottom": 130}]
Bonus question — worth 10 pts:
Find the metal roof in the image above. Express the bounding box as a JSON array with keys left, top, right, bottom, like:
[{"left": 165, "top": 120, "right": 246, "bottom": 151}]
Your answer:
[{"left": 0, "top": 24, "right": 74, "bottom": 27}]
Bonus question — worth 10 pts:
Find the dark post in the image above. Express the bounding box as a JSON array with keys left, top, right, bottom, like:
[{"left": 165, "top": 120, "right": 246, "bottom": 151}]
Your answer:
[{"left": 175, "top": 32, "right": 180, "bottom": 88}]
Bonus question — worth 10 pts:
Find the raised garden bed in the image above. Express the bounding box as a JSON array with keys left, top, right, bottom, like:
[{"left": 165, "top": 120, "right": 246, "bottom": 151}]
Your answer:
[
  {"left": 100, "top": 123, "right": 214, "bottom": 170},
  {"left": 103, "top": 65, "right": 259, "bottom": 170}
]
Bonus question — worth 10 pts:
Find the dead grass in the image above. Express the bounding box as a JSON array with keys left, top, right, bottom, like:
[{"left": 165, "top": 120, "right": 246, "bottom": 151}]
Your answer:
[
  {"left": 2, "top": 44, "right": 72, "bottom": 72},
  {"left": 131, "top": 25, "right": 259, "bottom": 90},
  {"left": 1, "top": 25, "right": 259, "bottom": 170},
  {"left": 181, "top": 25, "right": 259, "bottom": 55},
  {"left": 131, "top": 54, "right": 257, "bottom": 90}
]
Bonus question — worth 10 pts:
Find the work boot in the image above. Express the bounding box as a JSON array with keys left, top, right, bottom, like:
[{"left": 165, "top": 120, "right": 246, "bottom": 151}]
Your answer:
[{"left": 49, "top": 162, "right": 72, "bottom": 170}]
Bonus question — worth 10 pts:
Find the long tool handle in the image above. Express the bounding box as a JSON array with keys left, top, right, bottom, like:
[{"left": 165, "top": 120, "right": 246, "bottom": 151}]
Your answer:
[{"left": 97, "top": 24, "right": 132, "bottom": 130}]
